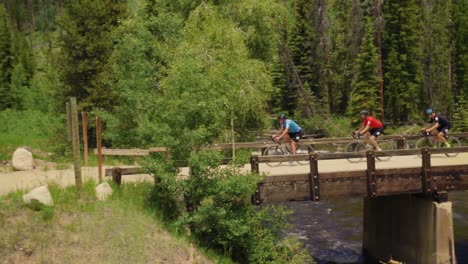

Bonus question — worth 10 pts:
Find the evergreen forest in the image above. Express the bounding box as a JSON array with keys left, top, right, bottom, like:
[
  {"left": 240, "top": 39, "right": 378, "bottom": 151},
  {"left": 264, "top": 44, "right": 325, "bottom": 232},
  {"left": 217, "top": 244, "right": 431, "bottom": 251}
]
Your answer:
[
  {"left": 1, "top": 0, "right": 467, "bottom": 152},
  {"left": 1, "top": 1, "right": 468, "bottom": 263}
]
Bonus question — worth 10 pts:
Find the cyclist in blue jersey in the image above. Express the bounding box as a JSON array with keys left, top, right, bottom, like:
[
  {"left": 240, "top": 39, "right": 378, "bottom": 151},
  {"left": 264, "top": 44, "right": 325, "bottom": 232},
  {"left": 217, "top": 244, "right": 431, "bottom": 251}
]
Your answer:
[
  {"left": 273, "top": 114, "right": 303, "bottom": 154},
  {"left": 421, "top": 108, "right": 452, "bottom": 148}
]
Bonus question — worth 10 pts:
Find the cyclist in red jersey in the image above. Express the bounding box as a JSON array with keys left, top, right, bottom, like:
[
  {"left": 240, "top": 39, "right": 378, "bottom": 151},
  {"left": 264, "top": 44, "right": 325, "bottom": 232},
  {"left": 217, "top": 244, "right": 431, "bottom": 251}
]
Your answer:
[{"left": 354, "top": 110, "right": 384, "bottom": 151}]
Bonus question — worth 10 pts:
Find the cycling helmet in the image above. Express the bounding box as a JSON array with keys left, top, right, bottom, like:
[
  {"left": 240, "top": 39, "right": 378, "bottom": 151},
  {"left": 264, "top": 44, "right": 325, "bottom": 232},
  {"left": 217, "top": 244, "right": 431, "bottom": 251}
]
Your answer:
[
  {"left": 425, "top": 108, "right": 434, "bottom": 115},
  {"left": 277, "top": 114, "right": 286, "bottom": 119},
  {"left": 360, "top": 110, "right": 369, "bottom": 116}
]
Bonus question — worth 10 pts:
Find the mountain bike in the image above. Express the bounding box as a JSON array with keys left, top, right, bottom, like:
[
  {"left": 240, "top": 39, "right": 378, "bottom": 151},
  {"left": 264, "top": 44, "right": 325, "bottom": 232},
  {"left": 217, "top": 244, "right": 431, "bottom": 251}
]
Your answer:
[
  {"left": 262, "top": 136, "right": 314, "bottom": 167},
  {"left": 415, "top": 131, "right": 461, "bottom": 157},
  {"left": 345, "top": 132, "right": 395, "bottom": 163}
]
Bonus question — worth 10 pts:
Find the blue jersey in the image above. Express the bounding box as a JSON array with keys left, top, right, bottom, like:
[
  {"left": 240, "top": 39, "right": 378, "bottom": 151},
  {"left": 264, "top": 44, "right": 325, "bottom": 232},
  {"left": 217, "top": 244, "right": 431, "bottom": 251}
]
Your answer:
[{"left": 282, "top": 119, "right": 302, "bottom": 133}]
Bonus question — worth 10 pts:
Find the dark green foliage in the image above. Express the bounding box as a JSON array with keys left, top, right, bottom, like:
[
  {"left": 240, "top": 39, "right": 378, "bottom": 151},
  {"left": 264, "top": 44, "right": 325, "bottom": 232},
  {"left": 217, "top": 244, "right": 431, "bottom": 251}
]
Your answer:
[
  {"left": 452, "top": 93, "right": 468, "bottom": 132},
  {"left": 150, "top": 151, "right": 313, "bottom": 263},
  {"left": 0, "top": 4, "right": 13, "bottom": 110},
  {"left": 420, "top": 0, "right": 453, "bottom": 117},
  {"left": 329, "top": 0, "right": 362, "bottom": 114},
  {"left": 57, "top": 0, "right": 127, "bottom": 111},
  {"left": 382, "top": 0, "right": 421, "bottom": 123},
  {"left": 348, "top": 16, "right": 381, "bottom": 125},
  {"left": 453, "top": 0, "right": 468, "bottom": 98}
]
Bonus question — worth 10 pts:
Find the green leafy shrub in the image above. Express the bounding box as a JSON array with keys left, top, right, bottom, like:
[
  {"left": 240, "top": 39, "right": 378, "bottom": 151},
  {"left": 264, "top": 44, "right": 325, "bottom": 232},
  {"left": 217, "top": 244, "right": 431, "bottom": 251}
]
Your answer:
[{"left": 147, "top": 150, "right": 311, "bottom": 263}]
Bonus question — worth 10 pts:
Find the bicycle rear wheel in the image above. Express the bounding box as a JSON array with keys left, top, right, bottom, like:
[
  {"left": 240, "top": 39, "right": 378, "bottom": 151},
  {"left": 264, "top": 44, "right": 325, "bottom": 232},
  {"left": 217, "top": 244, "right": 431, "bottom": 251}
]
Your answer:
[
  {"left": 445, "top": 136, "right": 461, "bottom": 157},
  {"left": 346, "top": 141, "right": 366, "bottom": 163},
  {"left": 296, "top": 144, "right": 314, "bottom": 165},
  {"left": 376, "top": 140, "right": 395, "bottom": 161},
  {"left": 263, "top": 145, "right": 286, "bottom": 167}
]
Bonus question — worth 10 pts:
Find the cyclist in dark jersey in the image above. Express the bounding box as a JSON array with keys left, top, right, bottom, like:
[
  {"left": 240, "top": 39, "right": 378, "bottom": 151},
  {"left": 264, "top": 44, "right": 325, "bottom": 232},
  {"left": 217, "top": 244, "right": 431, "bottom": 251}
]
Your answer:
[
  {"left": 354, "top": 110, "right": 384, "bottom": 151},
  {"left": 421, "top": 108, "right": 452, "bottom": 147},
  {"left": 273, "top": 114, "right": 303, "bottom": 155}
]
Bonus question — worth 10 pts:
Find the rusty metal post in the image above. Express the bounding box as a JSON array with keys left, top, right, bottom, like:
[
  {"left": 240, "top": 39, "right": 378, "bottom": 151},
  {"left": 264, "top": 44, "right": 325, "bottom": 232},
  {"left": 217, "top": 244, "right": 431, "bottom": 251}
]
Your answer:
[
  {"left": 96, "top": 116, "right": 103, "bottom": 182},
  {"left": 82, "top": 111, "right": 88, "bottom": 167},
  {"left": 421, "top": 147, "right": 432, "bottom": 195},
  {"left": 366, "top": 150, "right": 376, "bottom": 197},
  {"left": 309, "top": 152, "right": 320, "bottom": 201}
]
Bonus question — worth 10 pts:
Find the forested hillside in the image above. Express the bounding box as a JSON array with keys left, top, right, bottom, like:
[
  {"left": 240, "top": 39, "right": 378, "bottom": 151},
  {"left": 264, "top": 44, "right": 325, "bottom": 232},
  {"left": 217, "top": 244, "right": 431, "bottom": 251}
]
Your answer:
[{"left": 0, "top": 0, "right": 467, "bottom": 154}]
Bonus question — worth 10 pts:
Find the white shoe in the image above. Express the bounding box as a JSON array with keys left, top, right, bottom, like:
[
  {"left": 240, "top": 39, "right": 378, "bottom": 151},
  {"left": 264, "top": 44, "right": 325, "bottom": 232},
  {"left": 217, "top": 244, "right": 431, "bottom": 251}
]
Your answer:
[{"left": 376, "top": 147, "right": 382, "bottom": 151}]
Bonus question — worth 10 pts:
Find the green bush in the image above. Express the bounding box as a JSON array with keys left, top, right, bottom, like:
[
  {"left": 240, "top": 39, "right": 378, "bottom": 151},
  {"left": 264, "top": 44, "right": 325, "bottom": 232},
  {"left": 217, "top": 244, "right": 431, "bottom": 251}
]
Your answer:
[{"left": 147, "top": 150, "right": 312, "bottom": 263}]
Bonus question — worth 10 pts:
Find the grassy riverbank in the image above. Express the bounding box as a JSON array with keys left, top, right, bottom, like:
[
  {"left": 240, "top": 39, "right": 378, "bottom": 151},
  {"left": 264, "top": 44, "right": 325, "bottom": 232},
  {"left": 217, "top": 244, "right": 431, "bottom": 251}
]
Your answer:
[{"left": 0, "top": 181, "right": 232, "bottom": 264}]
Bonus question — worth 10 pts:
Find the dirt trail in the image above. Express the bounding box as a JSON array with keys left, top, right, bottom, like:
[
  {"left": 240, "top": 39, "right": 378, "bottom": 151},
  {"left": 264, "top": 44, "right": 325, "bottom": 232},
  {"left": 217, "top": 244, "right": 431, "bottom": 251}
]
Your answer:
[{"left": 1, "top": 153, "right": 467, "bottom": 196}]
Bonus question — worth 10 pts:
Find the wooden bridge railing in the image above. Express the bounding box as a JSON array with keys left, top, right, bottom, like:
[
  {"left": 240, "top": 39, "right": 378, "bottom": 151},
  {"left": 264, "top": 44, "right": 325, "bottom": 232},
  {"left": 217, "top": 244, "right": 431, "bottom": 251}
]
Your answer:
[{"left": 250, "top": 147, "right": 468, "bottom": 205}]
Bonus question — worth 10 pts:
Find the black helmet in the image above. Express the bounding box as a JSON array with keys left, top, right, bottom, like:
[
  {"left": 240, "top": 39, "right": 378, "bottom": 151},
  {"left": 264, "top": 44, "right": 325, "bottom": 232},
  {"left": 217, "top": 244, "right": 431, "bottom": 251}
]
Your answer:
[
  {"left": 360, "top": 110, "right": 369, "bottom": 116},
  {"left": 425, "top": 108, "right": 434, "bottom": 115},
  {"left": 277, "top": 114, "right": 286, "bottom": 119}
]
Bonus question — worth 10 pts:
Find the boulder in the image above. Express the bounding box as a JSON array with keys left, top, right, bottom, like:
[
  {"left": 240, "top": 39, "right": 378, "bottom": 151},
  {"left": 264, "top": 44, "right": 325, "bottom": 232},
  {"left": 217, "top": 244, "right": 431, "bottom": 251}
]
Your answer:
[
  {"left": 96, "top": 182, "right": 113, "bottom": 201},
  {"left": 23, "top": 185, "right": 54, "bottom": 206},
  {"left": 12, "top": 147, "right": 34, "bottom": 171}
]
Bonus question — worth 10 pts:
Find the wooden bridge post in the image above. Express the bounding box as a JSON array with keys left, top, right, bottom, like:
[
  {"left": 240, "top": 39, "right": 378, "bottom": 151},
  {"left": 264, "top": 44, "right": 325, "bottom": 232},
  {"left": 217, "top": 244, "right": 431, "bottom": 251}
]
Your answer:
[
  {"left": 366, "top": 151, "right": 377, "bottom": 197},
  {"left": 250, "top": 154, "right": 261, "bottom": 205},
  {"left": 421, "top": 147, "right": 432, "bottom": 195},
  {"left": 396, "top": 137, "right": 406, "bottom": 149},
  {"left": 309, "top": 152, "right": 320, "bottom": 201}
]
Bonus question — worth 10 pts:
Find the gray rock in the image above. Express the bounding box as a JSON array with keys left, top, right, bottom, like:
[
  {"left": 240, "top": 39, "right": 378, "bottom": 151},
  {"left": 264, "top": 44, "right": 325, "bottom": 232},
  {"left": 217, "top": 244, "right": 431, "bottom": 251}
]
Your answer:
[
  {"left": 12, "top": 147, "right": 34, "bottom": 171},
  {"left": 23, "top": 185, "right": 54, "bottom": 206},
  {"left": 96, "top": 182, "right": 113, "bottom": 201}
]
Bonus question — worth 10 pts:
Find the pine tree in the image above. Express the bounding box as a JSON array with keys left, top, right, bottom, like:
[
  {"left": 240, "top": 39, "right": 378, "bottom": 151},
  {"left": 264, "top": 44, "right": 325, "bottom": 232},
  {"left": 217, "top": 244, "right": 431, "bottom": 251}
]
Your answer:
[
  {"left": 0, "top": 4, "right": 13, "bottom": 110},
  {"left": 57, "top": 0, "right": 127, "bottom": 111},
  {"left": 287, "top": 0, "right": 326, "bottom": 117},
  {"left": 452, "top": 92, "right": 468, "bottom": 132},
  {"left": 329, "top": 0, "right": 363, "bottom": 114},
  {"left": 453, "top": 0, "right": 468, "bottom": 99},
  {"left": 382, "top": 0, "right": 421, "bottom": 123},
  {"left": 348, "top": 16, "right": 381, "bottom": 125},
  {"left": 420, "top": 0, "right": 453, "bottom": 117}
]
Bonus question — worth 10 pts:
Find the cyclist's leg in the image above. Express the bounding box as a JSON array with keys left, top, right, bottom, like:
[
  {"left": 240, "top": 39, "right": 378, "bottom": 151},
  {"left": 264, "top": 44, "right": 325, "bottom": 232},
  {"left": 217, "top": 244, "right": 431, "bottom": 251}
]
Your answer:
[
  {"left": 438, "top": 127, "right": 450, "bottom": 147},
  {"left": 288, "top": 131, "right": 302, "bottom": 155},
  {"left": 363, "top": 132, "right": 371, "bottom": 147},
  {"left": 430, "top": 129, "right": 439, "bottom": 144}
]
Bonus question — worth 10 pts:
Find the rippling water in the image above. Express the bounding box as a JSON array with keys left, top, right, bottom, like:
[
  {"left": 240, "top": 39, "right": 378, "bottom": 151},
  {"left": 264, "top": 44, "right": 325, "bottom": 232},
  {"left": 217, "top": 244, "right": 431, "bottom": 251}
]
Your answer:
[{"left": 285, "top": 191, "right": 468, "bottom": 264}]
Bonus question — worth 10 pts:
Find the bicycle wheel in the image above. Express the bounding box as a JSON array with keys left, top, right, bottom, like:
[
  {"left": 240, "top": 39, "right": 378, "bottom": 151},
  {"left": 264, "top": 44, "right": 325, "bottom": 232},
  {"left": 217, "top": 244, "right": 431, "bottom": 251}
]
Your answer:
[
  {"left": 445, "top": 136, "right": 461, "bottom": 157},
  {"left": 296, "top": 144, "right": 314, "bottom": 165},
  {"left": 345, "top": 141, "right": 366, "bottom": 163},
  {"left": 376, "top": 140, "right": 395, "bottom": 161},
  {"left": 263, "top": 145, "right": 286, "bottom": 167}
]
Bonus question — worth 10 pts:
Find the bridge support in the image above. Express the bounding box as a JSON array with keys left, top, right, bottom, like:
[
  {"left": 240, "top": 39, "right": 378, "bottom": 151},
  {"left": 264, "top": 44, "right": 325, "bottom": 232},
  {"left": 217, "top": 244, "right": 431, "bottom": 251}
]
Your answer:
[{"left": 363, "top": 194, "right": 456, "bottom": 264}]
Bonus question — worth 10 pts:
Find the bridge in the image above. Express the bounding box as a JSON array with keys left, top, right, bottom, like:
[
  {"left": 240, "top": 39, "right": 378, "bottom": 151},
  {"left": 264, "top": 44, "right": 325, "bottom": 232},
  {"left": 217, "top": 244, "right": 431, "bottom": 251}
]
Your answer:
[{"left": 250, "top": 147, "right": 468, "bottom": 264}]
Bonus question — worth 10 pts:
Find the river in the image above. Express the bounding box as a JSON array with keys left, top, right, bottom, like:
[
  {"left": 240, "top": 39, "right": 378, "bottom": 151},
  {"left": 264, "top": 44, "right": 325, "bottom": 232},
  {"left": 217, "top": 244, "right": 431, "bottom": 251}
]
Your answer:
[{"left": 286, "top": 191, "right": 468, "bottom": 264}]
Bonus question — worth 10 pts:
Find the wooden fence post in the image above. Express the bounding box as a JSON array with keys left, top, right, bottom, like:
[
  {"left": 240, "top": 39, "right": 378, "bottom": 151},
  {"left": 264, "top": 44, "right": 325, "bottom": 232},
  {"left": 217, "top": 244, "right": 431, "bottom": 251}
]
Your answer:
[
  {"left": 82, "top": 111, "right": 88, "bottom": 167},
  {"left": 70, "top": 97, "right": 83, "bottom": 190},
  {"left": 66, "top": 102, "right": 72, "bottom": 142},
  {"left": 111, "top": 167, "right": 122, "bottom": 186},
  {"left": 96, "top": 116, "right": 103, "bottom": 182}
]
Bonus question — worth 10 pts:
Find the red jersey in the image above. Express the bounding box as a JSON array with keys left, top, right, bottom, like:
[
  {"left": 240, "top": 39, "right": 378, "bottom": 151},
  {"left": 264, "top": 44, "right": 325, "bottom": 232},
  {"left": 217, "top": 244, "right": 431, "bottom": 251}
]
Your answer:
[{"left": 363, "top": 116, "right": 383, "bottom": 129}]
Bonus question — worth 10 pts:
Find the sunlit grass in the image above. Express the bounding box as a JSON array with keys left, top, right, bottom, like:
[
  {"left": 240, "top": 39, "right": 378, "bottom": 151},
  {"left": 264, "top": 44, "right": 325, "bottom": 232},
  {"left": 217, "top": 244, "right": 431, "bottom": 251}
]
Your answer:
[{"left": 0, "top": 181, "right": 228, "bottom": 264}]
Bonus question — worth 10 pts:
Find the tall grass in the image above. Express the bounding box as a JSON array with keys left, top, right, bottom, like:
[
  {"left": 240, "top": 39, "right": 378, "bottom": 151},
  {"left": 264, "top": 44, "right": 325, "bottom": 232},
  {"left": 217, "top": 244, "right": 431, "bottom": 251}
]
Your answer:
[{"left": 0, "top": 181, "right": 227, "bottom": 264}]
